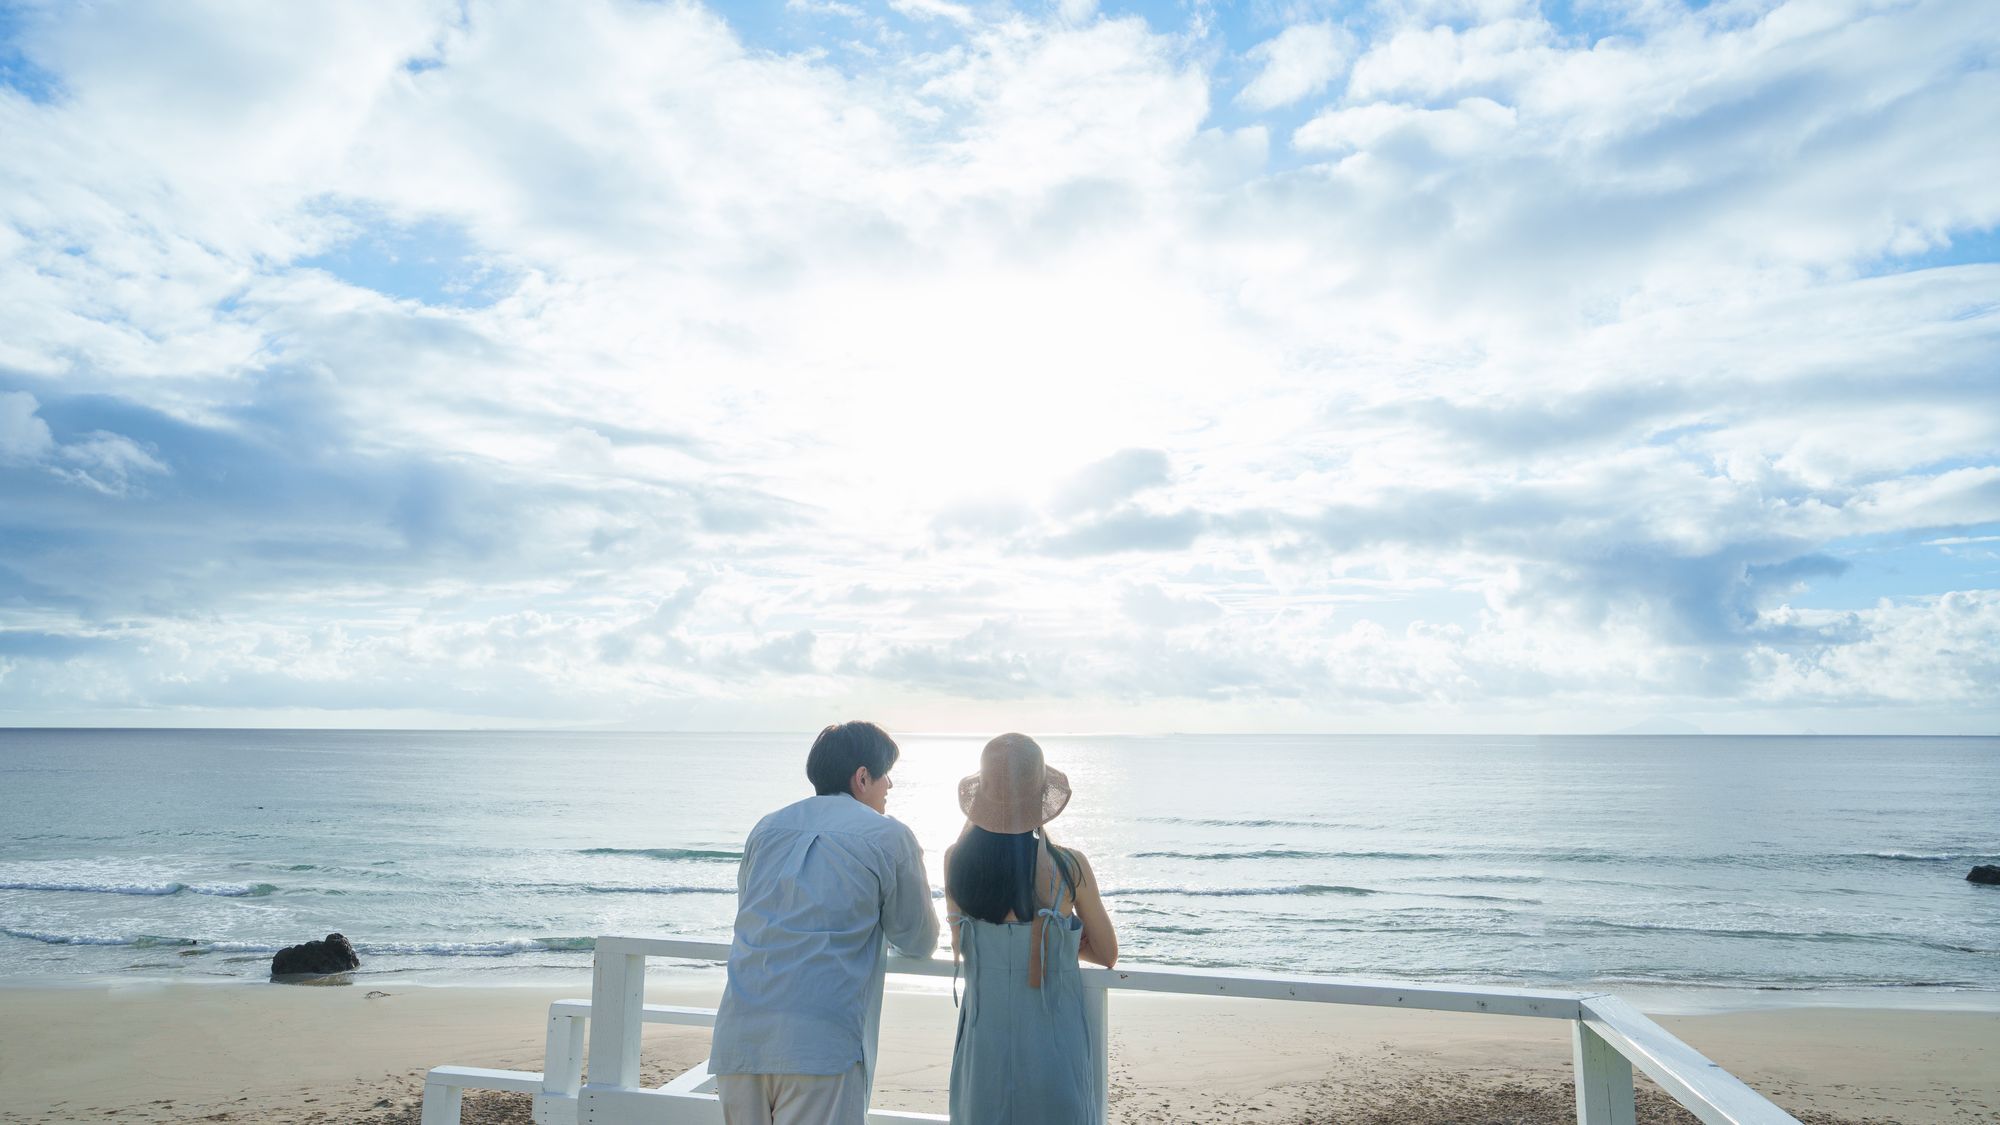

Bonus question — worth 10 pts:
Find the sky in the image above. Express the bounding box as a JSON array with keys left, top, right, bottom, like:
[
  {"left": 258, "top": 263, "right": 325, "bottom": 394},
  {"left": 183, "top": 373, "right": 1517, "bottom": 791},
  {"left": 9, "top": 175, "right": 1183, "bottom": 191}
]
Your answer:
[{"left": 0, "top": 0, "right": 1996, "bottom": 734}]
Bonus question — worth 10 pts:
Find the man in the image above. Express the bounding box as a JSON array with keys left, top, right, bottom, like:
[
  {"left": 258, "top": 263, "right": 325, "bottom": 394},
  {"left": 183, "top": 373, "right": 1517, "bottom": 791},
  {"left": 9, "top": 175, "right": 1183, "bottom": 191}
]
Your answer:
[{"left": 712, "top": 721, "right": 939, "bottom": 1125}]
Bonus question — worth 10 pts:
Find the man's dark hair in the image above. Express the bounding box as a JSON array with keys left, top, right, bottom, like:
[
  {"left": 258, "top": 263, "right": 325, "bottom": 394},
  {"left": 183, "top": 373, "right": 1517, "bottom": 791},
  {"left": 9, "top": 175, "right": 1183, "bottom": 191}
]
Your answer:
[{"left": 806, "top": 721, "right": 900, "bottom": 797}]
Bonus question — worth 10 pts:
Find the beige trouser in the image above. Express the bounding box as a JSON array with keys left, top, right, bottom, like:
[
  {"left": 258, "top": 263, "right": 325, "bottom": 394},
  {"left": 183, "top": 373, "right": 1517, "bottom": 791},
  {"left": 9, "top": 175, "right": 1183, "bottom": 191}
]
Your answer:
[{"left": 716, "top": 1063, "right": 870, "bottom": 1125}]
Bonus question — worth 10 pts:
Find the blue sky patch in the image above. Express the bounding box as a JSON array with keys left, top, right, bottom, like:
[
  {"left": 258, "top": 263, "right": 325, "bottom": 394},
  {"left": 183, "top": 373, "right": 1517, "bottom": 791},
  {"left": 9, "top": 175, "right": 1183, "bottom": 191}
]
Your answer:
[
  {"left": 0, "top": 4, "right": 62, "bottom": 103},
  {"left": 298, "top": 212, "right": 515, "bottom": 309},
  {"left": 1863, "top": 227, "right": 2000, "bottom": 277},
  {"left": 1798, "top": 526, "right": 2000, "bottom": 610}
]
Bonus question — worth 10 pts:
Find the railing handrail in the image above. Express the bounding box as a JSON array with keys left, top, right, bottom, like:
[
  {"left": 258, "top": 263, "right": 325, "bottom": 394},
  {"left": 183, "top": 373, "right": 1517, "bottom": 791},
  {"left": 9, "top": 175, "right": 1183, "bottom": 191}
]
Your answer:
[
  {"left": 1579, "top": 995, "right": 1801, "bottom": 1125},
  {"left": 586, "top": 933, "right": 1801, "bottom": 1125},
  {"left": 593, "top": 934, "right": 1585, "bottom": 1019}
]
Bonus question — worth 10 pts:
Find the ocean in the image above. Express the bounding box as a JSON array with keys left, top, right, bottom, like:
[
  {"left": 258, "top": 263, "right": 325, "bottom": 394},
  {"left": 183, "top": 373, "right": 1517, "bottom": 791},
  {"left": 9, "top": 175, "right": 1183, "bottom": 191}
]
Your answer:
[{"left": 2, "top": 730, "right": 1996, "bottom": 1010}]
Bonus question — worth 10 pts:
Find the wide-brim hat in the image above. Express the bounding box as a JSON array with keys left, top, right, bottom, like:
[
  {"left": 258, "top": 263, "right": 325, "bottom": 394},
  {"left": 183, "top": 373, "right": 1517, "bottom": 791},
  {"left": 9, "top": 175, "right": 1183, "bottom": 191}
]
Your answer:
[{"left": 958, "top": 732, "right": 1070, "bottom": 834}]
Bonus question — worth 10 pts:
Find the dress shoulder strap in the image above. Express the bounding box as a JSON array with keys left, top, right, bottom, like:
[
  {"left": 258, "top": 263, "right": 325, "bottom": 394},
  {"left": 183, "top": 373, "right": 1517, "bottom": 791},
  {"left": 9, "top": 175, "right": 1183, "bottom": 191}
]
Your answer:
[{"left": 1043, "top": 842, "right": 1077, "bottom": 914}]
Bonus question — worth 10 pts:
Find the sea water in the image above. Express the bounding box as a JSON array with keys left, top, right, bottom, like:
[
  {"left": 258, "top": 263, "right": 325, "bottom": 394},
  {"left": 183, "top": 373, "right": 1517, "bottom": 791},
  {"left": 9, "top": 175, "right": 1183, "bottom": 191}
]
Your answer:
[{"left": 2, "top": 730, "right": 1996, "bottom": 1010}]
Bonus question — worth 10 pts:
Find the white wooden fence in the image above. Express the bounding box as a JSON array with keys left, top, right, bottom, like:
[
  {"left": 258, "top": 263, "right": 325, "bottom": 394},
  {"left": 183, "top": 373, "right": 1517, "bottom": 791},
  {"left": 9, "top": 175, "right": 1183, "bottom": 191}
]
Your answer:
[{"left": 422, "top": 934, "right": 1802, "bottom": 1125}]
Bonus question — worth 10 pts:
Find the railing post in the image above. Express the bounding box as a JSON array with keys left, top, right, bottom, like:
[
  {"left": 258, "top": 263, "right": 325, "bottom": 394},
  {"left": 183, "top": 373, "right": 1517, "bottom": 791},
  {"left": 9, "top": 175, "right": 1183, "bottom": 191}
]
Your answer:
[
  {"left": 1572, "top": 1019, "right": 1636, "bottom": 1125},
  {"left": 587, "top": 946, "right": 646, "bottom": 1091},
  {"left": 1085, "top": 979, "right": 1109, "bottom": 1120},
  {"left": 419, "top": 1081, "right": 461, "bottom": 1125},
  {"left": 544, "top": 1010, "right": 585, "bottom": 1098}
]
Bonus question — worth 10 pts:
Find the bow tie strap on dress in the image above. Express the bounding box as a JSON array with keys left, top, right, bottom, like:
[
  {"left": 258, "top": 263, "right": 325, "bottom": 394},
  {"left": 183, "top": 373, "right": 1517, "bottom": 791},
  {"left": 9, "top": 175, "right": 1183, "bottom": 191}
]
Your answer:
[
  {"left": 1028, "top": 850, "right": 1074, "bottom": 991},
  {"left": 1029, "top": 905, "right": 1067, "bottom": 1023},
  {"left": 1027, "top": 911, "right": 1047, "bottom": 990},
  {"left": 951, "top": 915, "right": 969, "bottom": 1009}
]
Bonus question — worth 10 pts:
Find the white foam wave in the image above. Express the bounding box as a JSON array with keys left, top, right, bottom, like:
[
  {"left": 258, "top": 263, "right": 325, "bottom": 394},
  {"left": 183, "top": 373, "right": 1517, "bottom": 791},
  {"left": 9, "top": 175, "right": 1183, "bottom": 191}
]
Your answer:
[
  {"left": 576, "top": 884, "right": 733, "bottom": 896},
  {"left": 0, "top": 880, "right": 183, "bottom": 896},
  {"left": 0, "top": 879, "right": 276, "bottom": 897},
  {"left": 1105, "top": 883, "right": 1377, "bottom": 898},
  {"left": 2, "top": 928, "right": 190, "bottom": 947},
  {"left": 7, "top": 934, "right": 599, "bottom": 958},
  {"left": 187, "top": 883, "right": 277, "bottom": 897},
  {"left": 354, "top": 938, "right": 594, "bottom": 956}
]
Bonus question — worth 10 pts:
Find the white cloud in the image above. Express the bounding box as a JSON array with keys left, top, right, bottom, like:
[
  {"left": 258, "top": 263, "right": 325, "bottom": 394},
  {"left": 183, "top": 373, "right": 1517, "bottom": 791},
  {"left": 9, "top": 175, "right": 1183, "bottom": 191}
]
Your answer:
[
  {"left": 1345, "top": 16, "right": 1554, "bottom": 104},
  {"left": 1237, "top": 21, "right": 1355, "bottom": 111},
  {"left": 1749, "top": 590, "right": 2000, "bottom": 706},
  {"left": 1292, "top": 95, "right": 1515, "bottom": 154},
  {"left": 51, "top": 431, "right": 170, "bottom": 496},
  {"left": 788, "top": 0, "right": 869, "bottom": 21},
  {"left": 0, "top": 392, "right": 55, "bottom": 463},
  {"left": 1120, "top": 583, "right": 1222, "bottom": 629},
  {"left": 1051, "top": 449, "right": 1171, "bottom": 516},
  {"left": 0, "top": 391, "right": 166, "bottom": 494},
  {"left": 889, "top": 0, "right": 976, "bottom": 27},
  {"left": 1056, "top": 0, "right": 1098, "bottom": 25}
]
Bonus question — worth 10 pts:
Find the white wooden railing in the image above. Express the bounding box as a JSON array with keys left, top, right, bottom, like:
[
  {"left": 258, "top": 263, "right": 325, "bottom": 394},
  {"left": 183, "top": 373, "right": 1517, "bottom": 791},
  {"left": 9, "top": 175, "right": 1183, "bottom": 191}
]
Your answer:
[{"left": 423, "top": 934, "right": 1802, "bottom": 1125}]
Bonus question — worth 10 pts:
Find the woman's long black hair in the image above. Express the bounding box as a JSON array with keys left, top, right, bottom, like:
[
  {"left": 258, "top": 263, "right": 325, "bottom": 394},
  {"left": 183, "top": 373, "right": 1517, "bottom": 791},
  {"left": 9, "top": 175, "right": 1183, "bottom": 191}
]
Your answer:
[{"left": 947, "top": 824, "right": 1079, "bottom": 925}]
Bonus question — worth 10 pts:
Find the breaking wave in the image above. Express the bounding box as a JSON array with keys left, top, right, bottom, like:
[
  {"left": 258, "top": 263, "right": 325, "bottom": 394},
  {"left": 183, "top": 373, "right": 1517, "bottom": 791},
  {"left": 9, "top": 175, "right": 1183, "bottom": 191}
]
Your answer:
[
  {"left": 3, "top": 928, "right": 195, "bottom": 948},
  {"left": 576, "top": 883, "right": 734, "bottom": 896},
  {"left": 1105, "top": 884, "right": 1378, "bottom": 898},
  {"left": 1132, "top": 849, "right": 1438, "bottom": 862},
  {"left": 578, "top": 847, "right": 742, "bottom": 863},
  {"left": 5, "top": 930, "right": 600, "bottom": 957},
  {"left": 0, "top": 880, "right": 278, "bottom": 897}
]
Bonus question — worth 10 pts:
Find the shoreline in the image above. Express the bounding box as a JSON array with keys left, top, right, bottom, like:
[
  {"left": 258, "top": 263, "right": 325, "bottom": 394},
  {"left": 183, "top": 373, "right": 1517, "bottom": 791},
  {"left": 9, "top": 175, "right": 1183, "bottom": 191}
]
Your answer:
[
  {"left": 0, "top": 979, "right": 1993, "bottom": 1123},
  {"left": 9, "top": 963, "right": 2000, "bottom": 1016}
]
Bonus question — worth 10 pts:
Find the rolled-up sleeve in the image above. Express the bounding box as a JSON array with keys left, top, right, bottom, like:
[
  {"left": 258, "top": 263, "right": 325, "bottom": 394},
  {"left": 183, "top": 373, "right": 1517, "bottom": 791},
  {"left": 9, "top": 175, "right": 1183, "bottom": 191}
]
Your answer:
[{"left": 879, "top": 825, "right": 938, "bottom": 958}]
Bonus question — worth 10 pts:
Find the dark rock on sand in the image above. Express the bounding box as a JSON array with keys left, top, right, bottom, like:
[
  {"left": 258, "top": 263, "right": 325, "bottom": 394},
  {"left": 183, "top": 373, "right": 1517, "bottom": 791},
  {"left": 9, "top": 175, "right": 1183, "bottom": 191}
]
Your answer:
[
  {"left": 271, "top": 932, "right": 361, "bottom": 976},
  {"left": 1970, "top": 864, "right": 2000, "bottom": 885}
]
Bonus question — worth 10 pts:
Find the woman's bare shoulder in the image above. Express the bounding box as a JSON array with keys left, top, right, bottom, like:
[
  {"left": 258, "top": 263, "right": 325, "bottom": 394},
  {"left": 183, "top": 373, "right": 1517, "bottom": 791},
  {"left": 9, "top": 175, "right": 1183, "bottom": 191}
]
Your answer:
[{"left": 1049, "top": 844, "right": 1095, "bottom": 882}]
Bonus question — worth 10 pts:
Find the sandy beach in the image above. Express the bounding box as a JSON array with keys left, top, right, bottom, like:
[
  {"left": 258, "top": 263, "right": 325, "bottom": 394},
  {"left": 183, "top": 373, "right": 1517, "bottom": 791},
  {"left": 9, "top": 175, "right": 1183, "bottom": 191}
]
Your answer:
[{"left": 0, "top": 979, "right": 1993, "bottom": 1124}]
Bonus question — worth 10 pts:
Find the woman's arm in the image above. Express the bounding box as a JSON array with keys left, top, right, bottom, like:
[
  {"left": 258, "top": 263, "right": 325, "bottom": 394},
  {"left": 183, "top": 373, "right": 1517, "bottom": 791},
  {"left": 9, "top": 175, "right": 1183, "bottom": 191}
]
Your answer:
[{"left": 1066, "top": 850, "right": 1118, "bottom": 968}]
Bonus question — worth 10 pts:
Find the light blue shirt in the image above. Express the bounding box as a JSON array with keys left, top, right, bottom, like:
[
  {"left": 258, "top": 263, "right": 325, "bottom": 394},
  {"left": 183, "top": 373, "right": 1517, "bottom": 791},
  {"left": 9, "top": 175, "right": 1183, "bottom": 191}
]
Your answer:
[{"left": 710, "top": 794, "right": 938, "bottom": 1078}]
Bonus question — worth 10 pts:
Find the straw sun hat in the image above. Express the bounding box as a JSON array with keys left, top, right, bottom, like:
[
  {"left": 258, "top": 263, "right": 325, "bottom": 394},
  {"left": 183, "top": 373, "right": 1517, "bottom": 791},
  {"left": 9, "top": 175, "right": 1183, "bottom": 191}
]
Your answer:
[{"left": 958, "top": 733, "right": 1071, "bottom": 834}]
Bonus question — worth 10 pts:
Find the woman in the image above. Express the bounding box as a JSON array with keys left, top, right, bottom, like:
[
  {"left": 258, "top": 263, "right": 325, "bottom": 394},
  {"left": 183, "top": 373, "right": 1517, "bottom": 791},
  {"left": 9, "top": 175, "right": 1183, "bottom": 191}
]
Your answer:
[{"left": 944, "top": 733, "right": 1118, "bottom": 1125}]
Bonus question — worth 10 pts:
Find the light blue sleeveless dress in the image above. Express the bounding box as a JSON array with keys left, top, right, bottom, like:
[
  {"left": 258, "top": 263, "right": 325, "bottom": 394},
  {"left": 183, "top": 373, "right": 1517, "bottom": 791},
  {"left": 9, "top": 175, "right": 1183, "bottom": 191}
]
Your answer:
[{"left": 948, "top": 874, "right": 1099, "bottom": 1125}]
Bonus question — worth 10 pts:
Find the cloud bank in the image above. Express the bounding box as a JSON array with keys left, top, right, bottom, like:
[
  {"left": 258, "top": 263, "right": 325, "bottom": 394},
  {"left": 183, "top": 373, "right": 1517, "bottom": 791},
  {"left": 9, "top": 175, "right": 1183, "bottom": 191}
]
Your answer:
[{"left": 1, "top": 0, "right": 1995, "bottom": 732}]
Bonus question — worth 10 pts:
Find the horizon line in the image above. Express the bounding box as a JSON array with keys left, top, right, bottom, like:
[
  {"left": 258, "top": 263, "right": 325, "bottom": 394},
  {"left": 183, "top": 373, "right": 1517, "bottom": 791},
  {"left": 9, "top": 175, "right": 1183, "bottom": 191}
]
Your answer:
[{"left": 1, "top": 726, "right": 1995, "bottom": 739}]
